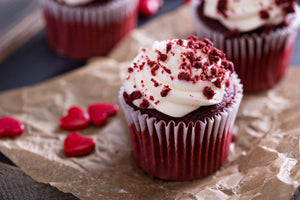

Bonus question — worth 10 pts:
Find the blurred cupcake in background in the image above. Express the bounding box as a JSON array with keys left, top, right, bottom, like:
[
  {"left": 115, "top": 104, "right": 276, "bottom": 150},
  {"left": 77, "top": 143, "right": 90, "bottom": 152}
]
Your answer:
[
  {"left": 42, "top": 0, "right": 139, "bottom": 60},
  {"left": 119, "top": 36, "right": 243, "bottom": 181},
  {"left": 192, "top": 0, "right": 300, "bottom": 92}
]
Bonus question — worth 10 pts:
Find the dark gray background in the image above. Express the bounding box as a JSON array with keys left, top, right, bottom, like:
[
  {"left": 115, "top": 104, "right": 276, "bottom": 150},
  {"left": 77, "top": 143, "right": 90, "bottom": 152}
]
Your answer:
[{"left": 0, "top": 0, "right": 299, "bottom": 92}]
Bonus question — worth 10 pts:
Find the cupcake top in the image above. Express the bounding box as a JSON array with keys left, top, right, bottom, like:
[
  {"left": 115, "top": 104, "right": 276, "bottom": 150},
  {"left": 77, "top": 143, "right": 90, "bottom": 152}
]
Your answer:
[
  {"left": 124, "top": 36, "right": 234, "bottom": 118},
  {"left": 203, "top": 0, "right": 298, "bottom": 32}
]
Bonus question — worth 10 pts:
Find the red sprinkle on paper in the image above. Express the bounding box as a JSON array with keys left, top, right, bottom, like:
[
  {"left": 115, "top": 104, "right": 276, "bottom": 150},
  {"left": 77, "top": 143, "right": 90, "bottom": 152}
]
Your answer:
[
  {"left": 60, "top": 106, "right": 90, "bottom": 131},
  {"left": 139, "top": 0, "right": 163, "bottom": 17},
  {"left": 88, "top": 103, "right": 118, "bottom": 126},
  {"left": 64, "top": 132, "right": 95, "bottom": 157},
  {"left": 0, "top": 116, "right": 24, "bottom": 138}
]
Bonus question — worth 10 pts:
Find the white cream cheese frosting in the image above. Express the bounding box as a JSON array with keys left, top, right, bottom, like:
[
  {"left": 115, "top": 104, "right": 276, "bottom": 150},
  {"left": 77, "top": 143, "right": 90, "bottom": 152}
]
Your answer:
[
  {"left": 203, "top": 0, "right": 297, "bottom": 32},
  {"left": 123, "top": 36, "right": 233, "bottom": 117}
]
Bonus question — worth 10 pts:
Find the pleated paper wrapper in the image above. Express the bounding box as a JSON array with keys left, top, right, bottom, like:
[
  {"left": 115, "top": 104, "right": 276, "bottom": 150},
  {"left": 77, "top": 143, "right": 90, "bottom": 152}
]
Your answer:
[
  {"left": 118, "top": 73, "right": 243, "bottom": 181},
  {"left": 1, "top": 5, "right": 300, "bottom": 200}
]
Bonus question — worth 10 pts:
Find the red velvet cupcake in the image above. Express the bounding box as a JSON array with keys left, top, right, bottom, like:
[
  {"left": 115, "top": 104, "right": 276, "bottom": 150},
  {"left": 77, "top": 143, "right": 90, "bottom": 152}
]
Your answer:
[
  {"left": 192, "top": 0, "right": 300, "bottom": 92},
  {"left": 41, "top": 0, "right": 139, "bottom": 60},
  {"left": 119, "top": 36, "right": 243, "bottom": 181}
]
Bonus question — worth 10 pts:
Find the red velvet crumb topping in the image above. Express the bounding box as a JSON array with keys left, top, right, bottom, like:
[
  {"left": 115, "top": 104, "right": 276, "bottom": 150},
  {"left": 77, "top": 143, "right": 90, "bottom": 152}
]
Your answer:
[
  {"left": 203, "top": 86, "right": 215, "bottom": 99},
  {"left": 160, "top": 86, "right": 171, "bottom": 97},
  {"left": 140, "top": 99, "right": 150, "bottom": 108},
  {"left": 130, "top": 91, "right": 142, "bottom": 101},
  {"left": 259, "top": 10, "right": 270, "bottom": 19},
  {"left": 217, "top": 0, "right": 228, "bottom": 18}
]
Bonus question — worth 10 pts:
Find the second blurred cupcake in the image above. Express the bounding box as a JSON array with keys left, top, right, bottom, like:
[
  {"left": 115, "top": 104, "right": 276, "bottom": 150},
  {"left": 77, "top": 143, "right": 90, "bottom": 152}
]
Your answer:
[
  {"left": 42, "top": 0, "right": 139, "bottom": 60},
  {"left": 192, "top": 0, "right": 300, "bottom": 92}
]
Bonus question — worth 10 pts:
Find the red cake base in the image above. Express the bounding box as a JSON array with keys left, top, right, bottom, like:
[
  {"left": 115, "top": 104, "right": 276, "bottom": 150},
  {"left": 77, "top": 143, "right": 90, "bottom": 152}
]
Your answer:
[{"left": 129, "top": 122, "right": 232, "bottom": 181}]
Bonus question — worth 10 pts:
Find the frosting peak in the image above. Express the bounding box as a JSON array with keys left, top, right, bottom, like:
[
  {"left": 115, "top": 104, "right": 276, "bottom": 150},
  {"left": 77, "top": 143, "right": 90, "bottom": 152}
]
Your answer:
[
  {"left": 124, "top": 36, "right": 233, "bottom": 117},
  {"left": 203, "top": 0, "right": 298, "bottom": 32}
]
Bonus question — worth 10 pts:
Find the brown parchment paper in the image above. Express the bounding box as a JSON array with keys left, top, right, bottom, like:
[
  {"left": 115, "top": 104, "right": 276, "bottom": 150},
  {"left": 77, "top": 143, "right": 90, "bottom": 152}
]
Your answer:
[{"left": 0, "top": 5, "right": 300, "bottom": 200}]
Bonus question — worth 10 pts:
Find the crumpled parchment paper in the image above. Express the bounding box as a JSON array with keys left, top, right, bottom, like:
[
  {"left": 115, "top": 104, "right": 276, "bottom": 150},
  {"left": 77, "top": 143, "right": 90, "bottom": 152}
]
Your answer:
[{"left": 0, "top": 5, "right": 300, "bottom": 200}]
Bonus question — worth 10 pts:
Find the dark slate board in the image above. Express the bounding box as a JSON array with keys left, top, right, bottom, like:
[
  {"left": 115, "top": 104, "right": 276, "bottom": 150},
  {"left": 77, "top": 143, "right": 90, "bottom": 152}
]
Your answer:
[{"left": 0, "top": 162, "right": 78, "bottom": 200}]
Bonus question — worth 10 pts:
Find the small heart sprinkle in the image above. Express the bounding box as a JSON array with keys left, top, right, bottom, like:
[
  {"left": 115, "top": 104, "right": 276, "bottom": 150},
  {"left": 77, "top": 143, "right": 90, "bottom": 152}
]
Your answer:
[
  {"left": 88, "top": 103, "right": 118, "bottom": 126},
  {"left": 64, "top": 132, "right": 95, "bottom": 157},
  {"left": 0, "top": 116, "right": 24, "bottom": 138},
  {"left": 139, "top": 0, "right": 163, "bottom": 17},
  {"left": 60, "top": 106, "right": 90, "bottom": 131}
]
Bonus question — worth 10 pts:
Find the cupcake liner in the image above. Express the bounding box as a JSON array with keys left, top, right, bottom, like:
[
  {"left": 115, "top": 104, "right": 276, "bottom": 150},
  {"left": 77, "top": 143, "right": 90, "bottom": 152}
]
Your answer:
[
  {"left": 41, "top": 0, "right": 139, "bottom": 59},
  {"left": 191, "top": 1, "right": 300, "bottom": 92},
  {"left": 119, "top": 74, "right": 243, "bottom": 181}
]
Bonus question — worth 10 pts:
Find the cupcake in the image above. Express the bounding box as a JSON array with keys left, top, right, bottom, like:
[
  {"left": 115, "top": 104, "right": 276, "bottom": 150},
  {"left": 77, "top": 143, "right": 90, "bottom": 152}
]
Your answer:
[
  {"left": 119, "top": 36, "right": 243, "bottom": 181},
  {"left": 192, "top": 0, "right": 300, "bottom": 92},
  {"left": 41, "top": 0, "right": 139, "bottom": 60}
]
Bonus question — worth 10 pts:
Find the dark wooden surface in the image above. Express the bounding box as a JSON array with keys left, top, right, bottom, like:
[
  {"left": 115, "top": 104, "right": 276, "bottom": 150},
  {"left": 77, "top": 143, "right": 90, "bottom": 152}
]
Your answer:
[
  {"left": 0, "top": 163, "right": 78, "bottom": 200},
  {"left": 0, "top": 0, "right": 299, "bottom": 199}
]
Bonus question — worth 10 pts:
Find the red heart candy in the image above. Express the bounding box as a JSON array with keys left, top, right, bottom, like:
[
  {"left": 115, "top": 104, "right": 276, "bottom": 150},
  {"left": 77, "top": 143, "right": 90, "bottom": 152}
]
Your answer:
[
  {"left": 0, "top": 116, "right": 24, "bottom": 138},
  {"left": 88, "top": 103, "right": 118, "bottom": 126},
  {"left": 139, "top": 0, "right": 163, "bottom": 17},
  {"left": 64, "top": 132, "right": 95, "bottom": 157},
  {"left": 60, "top": 106, "right": 90, "bottom": 131},
  {"left": 182, "top": 0, "right": 191, "bottom": 3}
]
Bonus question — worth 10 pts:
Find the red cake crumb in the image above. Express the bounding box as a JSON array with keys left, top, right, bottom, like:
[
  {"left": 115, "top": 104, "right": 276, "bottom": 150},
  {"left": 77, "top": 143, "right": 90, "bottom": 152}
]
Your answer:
[
  {"left": 140, "top": 99, "right": 150, "bottom": 108},
  {"left": 130, "top": 91, "right": 142, "bottom": 101},
  {"left": 151, "top": 64, "right": 160, "bottom": 76},
  {"left": 128, "top": 67, "right": 133, "bottom": 73},
  {"left": 259, "top": 10, "right": 270, "bottom": 19},
  {"left": 203, "top": 86, "right": 215, "bottom": 99},
  {"left": 217, "top": 0, "right": 228, "bottom": 18},
  {"left": 156, "top": 50, "right": 168, "bottom": 61},
  {"left": 151, "top": 78, "right": 160, "bottom": 87},
  {"left": 214, "top": 78, "right": 222, "bottom": 88},
  {"left": 160, "top": 86, "right": 171, "bottom": 97},
  {"left": 177, "top": 39, "right": 184, "bottom": 45},
  {"left": 178, "top": 72, "right": 192, "bottom": 81},
  {"left": 166, "top": 43, "right": 172, "bottom": 53},
  {"left": 193, "top": 61, "right": 202, "bottom": 69}
]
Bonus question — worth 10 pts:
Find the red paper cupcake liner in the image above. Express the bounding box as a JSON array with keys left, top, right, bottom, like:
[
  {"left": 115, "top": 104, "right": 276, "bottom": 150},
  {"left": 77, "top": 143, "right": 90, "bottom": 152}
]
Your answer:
[
  {"left": 119, "top": 74, "right": 243, "bottom": 181},
  {"left": 41, "top": 0, "right": 139, "bottom": 60},
  {"left": 191, "top": 1, "right": 300, "bottom": 92}
]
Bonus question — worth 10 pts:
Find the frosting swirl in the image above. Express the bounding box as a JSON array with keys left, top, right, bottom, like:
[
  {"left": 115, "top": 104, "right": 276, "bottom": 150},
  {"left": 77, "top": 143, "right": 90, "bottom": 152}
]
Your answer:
[
  {"left": 203, "top": 0, "right": 297, "bottom": 32},
  {"left": 124, "top": 36, "right": 234, "bottom": 117}
]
